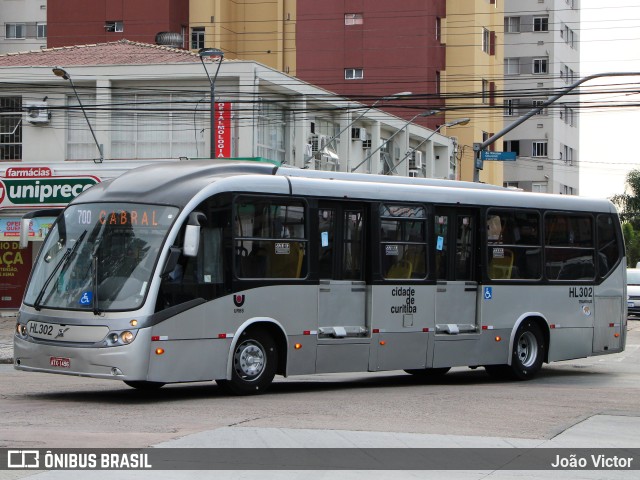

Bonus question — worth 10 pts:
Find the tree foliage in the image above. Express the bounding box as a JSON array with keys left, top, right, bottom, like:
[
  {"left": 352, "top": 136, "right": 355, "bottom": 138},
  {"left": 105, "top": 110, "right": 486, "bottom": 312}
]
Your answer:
[
  {"left": 612, "top": 169, "right": 640, "bottom": 266},
  {"left": 612, "top": 169, "right": 640, "bottom": 225}
]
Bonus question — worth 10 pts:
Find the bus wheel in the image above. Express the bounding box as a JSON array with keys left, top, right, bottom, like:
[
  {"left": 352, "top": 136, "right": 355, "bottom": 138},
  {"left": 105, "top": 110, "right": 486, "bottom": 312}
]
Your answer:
[
  {"left": 217, "top": 330, "right": 277, "bottom": 395},
  {"left": 124, "top": 381, "right": 165, "bottom": 390},
  {"left": 487, "top": 321, "right": 544, "bottom": 380},
  {"left": 404, "top": 367, "right": 450, "bottom": 378}
]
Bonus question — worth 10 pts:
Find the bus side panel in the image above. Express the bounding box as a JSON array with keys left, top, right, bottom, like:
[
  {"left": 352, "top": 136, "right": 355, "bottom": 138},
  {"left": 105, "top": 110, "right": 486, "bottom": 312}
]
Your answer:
[
  {"left": 147, "top": 338, "right": 228, "bottom": 383},
  {"left": 432, "top": 331, "right": 511, "bottom": 368},
  {"left": 547, "top": 328, "right": 594, "bottom": 362}
]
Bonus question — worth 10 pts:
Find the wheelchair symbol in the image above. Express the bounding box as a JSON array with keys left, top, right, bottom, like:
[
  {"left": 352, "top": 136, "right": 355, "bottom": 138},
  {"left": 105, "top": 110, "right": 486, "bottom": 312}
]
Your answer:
[
  {"left": 79, "top": 291, "right": 92, "bottom": 305},
  {"left": 483, "top": 287, "right": 493, "bottom": 300}
]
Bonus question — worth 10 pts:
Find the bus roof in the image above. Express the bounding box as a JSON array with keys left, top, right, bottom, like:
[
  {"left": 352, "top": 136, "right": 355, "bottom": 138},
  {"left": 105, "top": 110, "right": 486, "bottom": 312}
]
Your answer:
[{"left": 72, "top": 160, "right": 616, "bottom": 214}]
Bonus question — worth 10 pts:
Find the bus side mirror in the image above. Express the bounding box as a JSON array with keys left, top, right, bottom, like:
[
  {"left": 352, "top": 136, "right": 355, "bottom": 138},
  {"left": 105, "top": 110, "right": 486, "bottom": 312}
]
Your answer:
[
  {"left": 183, "top": 211, "right": 207, "bottom": 257},
  {"left": 19, "top": 208, "right": 64, "bottom": 249}
]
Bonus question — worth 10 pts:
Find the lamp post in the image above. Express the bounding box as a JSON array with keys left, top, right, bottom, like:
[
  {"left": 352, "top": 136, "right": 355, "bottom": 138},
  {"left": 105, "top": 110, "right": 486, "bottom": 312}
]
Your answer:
[
  {"left": 52, "top": 67, "right": 103, "bottom": 163},
  {"left": 351, "top": 110, "right": 438, "bottom": 173},
  {"left": 198, "top": 48, "right": 225, "bottom": 159},
  {"left": 388, "top": 117, "right": 470, "bottom": 175}
]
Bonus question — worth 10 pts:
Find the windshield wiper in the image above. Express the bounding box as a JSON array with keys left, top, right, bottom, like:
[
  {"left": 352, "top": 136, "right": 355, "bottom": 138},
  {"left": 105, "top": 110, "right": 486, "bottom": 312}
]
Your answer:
[
  {"left": 34, "top": 230, "right": 87, "bottom": 311},
  {"left": 92, "top": 254, "right": 100, "bottom": 315}
]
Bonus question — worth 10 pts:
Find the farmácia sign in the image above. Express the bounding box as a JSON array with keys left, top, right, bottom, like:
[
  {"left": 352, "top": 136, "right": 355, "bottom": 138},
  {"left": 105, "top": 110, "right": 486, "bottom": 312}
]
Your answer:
[{"left": 0, "top": 175, "right": 100, "bottom": 209}]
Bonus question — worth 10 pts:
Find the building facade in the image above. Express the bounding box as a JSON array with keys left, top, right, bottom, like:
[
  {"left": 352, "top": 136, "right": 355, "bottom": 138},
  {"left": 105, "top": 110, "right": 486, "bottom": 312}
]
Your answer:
[
  {"left": 502, "top": 0, "right": 580, "bottom": 194},
  {"left": 46, "top": 0, "right": 189, "bottom": 48},
  {"left": 0, "top": 0, "right": 47, "bottom": 55},
  {"left": 440, "top": 0, "right": 504, "bottom": 185}
]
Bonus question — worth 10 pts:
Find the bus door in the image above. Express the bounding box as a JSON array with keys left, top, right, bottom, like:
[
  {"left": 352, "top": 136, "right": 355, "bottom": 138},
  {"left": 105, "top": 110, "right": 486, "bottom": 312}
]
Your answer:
[
  {"left": 315, "top": 202, "right": 369, "bottom": 373},
  {"left": 433, "top": 207, "right": 479, "bottom": 336}
]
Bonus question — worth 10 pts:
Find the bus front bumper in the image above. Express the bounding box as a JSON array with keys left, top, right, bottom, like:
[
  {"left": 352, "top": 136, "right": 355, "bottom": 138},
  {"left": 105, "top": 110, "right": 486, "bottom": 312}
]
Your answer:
[{"left": 13, "top": 329, "right": 152, "bottom": 381}]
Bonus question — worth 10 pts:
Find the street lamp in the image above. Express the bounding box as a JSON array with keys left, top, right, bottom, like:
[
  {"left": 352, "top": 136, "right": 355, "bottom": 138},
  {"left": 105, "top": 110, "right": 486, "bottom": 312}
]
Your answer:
[
  {"left": 388, "top": 117, "right": 470, "bottom": 175},
  {"left": 52, "top": 67, "right": 104, "bottom": 163},
  {"left": 351, "top": 110, "right": 438, "bottom": 173},
  {"left": 198, "top": 48, "right": 225, "bottom": 159}
]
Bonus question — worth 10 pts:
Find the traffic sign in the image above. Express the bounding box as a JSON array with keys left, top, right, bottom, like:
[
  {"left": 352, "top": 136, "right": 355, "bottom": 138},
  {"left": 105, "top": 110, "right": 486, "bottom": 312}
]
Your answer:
[{"left": 480, "top": 151, "right": 517, "bottom": 161}]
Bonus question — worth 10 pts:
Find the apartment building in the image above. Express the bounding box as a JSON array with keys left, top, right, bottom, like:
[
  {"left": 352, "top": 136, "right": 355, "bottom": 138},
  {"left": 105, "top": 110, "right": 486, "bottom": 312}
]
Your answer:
[
  {"left": 0, "top": 0, "right": 47, "bottom": 55},
  {"left": 502, "top": 0, "right": 580, "bottom": 194}
]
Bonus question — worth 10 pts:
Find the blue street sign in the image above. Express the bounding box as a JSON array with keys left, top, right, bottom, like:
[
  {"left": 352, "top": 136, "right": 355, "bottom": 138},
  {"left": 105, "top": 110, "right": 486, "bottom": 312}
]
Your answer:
[{"left": 480, "top": 151, "right": 517, "bottom": 161}]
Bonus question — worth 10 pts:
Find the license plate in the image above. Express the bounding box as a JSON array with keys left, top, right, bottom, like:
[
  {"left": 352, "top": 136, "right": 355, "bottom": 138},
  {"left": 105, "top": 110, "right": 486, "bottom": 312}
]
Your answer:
[
  {"left": 50, "top": 357, "right": 70, "bottom": 368},
  {"left": 28, "top": 321, "right": 59, "bottom": 340}
]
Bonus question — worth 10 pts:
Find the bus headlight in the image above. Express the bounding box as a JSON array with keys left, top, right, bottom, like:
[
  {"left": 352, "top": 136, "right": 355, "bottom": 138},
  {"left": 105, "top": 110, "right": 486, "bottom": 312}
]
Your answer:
[
  {"left": 16, "top": 323, "right": 27, "bottom": 339},
  {"left": 120, "top": 331, "right": 135, "bottom": 344}
]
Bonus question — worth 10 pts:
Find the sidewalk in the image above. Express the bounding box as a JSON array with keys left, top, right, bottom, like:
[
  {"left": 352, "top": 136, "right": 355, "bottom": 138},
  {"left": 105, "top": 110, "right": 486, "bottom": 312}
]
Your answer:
[{"left": 0, "top": 313, "right": 16, "bottom": 364}]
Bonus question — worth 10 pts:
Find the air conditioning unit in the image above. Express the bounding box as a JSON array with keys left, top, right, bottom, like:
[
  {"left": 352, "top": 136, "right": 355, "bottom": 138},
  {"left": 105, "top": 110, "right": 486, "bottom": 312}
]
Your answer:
[
  {"left": 310, "top": 134, "right": 330, "bottom": 154},
  {"left": 25, "top": 102, "right": 50, "bottom": 124},
  {"left": 351, "top": 127, "right": 367, "bottom": 141},
  {"left": 409, "top": 169, "right": 420, "bottom": 178},
  {"left": 409, "top": 151, "right": 423, "bottom": 169}
]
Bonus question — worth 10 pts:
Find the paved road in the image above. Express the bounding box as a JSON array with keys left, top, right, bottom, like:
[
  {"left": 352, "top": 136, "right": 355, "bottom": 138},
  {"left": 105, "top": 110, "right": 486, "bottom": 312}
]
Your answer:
[{"left": 1, "top": 317, "right": 639, "bottom": 479}]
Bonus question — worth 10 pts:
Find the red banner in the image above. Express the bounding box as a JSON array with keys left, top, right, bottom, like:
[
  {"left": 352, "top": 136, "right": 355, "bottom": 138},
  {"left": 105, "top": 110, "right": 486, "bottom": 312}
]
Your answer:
[
  {"left": 215, "top": 102, "right": 232, "bottom": 158},
  {"left": 0, "top": 241, "right": 32, "bottom": 309}
]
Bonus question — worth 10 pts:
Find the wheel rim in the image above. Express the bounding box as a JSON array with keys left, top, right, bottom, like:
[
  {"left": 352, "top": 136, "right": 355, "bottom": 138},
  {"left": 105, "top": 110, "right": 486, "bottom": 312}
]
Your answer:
[
  {"left": 233, "top": 340, "right": 266, "bottom": 381},
  {"left": 516, "top": 331, "right": 538, "bottom": 368}
]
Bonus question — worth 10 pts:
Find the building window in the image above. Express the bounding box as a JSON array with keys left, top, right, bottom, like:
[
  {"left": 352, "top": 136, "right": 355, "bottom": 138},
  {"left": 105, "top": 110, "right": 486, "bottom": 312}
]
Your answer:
[
  {"left": 533, "top": 17, "right": 549, "bottom": 32},
  {"left": 533, "top": 58, "right": 548, "bottom": 74},
  {"left": 532, "top": 141, "right": 548, "bottom": 157},
  {"left": 105, "top": 21, "right": 124, "bottom": 33},
  {"left": 532, "top": 183, "right": 547, "bottom": 193},
  {"left": 257, "top": 102, "right": 287, "bottom": 163},
  {"left": 435, "top": 71, "right": 441, "bottom": 96},
  {"left": 5, "top": 23, "right": 26, "bottom": 39},
  {"left": 504, "top": 17, "right": 521, "bottom": 33},
  {"left": 344, "top": 13, "right": 363, "bottom": 25},
  {"left": 110, "top": 93, "right": 207, "bottom": 160},
  {"left": 482, "top": 79, "right": 489, "bottom": 104},
  {"left": 36, "top": 23, "right": 47, "bottom": 39},
  {"left": 436, "top": 17, "right": 441, "bottom": 42},
  {"left": 191, "top": 27, "right": 205, "bottom": 49},
  {"left": 345, "top": 68, "right": 364, "bottom": 80},
  {"left": 482, "top": 28, "right": 490, "bottom": 53},
  {"left": 0, "top": 96, "right": 22, "bottom": 161},
  {"left": 504, "top": 99, "right": 518, "bottom": 116},
  {"left": 532, "top": 99, "right": 546, "bottom": 115},
  {"left": 505, "top": 58, "right": 519, "bottom": 75}
]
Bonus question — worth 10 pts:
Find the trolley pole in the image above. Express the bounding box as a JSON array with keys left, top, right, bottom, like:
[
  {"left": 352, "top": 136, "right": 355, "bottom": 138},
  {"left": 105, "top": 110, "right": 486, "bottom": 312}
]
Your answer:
[{"left": 473, "top": 71, "right": 640, "bottom": 182}]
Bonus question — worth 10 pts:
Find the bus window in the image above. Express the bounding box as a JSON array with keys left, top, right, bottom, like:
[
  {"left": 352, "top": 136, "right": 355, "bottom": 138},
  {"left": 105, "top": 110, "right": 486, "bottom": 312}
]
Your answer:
[
  {"left": 234, "top": 198, "right": 307, "bottom": 279},
  {"left": 597, "top": 214, "right": 621, "bottom": 278},
  {"left": 380, "top": 204, "right": 427, "bottom": 280},
  {"left": 487, "top": 209, "right": 542, "bottom": 280},
  {"left": 545, "top": 213, "right": 595, "bottom": 281}
]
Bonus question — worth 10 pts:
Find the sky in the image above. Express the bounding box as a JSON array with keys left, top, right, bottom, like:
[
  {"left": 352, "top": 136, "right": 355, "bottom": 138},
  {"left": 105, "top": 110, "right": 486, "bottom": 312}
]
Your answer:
[{"left": 579, "top": 1, "right": 640, "bottom": 198}]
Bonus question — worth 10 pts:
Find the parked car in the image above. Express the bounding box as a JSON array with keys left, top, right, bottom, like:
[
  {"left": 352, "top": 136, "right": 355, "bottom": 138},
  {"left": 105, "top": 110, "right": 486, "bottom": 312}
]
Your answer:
[{"left": 627, "top": 269, "right": 640, "bottom": 316}]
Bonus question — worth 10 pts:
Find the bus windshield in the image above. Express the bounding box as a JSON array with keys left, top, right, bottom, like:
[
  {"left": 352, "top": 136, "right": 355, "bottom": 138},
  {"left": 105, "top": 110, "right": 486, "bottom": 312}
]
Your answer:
[{"left": 24, "top": 203, "right": 179, "bottom": 312}]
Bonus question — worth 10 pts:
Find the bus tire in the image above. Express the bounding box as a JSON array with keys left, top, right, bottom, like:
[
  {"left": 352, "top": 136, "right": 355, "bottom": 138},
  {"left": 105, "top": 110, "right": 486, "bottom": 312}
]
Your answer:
[
  {"left": 124, "top": 380, "right": 165, "bottom": 390},
  {"left": 217, "top": 330, "right": 277, "bottom": 396},
  {"left": 404, "top": 367, "right": 450, "bottom": 378},
  {"left": 487, "top": 321, "right": 544, "bottom": 380}
]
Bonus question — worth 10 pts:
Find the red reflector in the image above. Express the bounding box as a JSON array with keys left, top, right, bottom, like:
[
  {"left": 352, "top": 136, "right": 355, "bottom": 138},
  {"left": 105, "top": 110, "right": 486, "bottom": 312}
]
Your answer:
[
  {"left": 151, "top": 336, "right": 160, "bottom": 341},
  {"left": 372, "top": 328, "right": 380, "bottom": 334},
  {"left": 482, "top": 326, "right": 488, "bottom": 330},
  {"left": 218, "top": 333, "right": 227, "bottom": 339},
  {"left": 550, "top": 324, "right": 556, "bottom": 329},
  {"left": 423, "top": 328, "right": 430, "bottom": 332},
  {"left": 303, "top": 330, "right": 311, "bottom": 335},
  {"left": 609, "top": 323, "right": 615, "bottom": 328}
]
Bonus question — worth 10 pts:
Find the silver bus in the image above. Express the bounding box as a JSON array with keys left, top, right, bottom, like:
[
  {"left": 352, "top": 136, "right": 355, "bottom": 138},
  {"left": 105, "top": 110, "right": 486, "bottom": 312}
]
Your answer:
[{"left": 14, "top": 161, "right": 626, "bottom": 394}]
